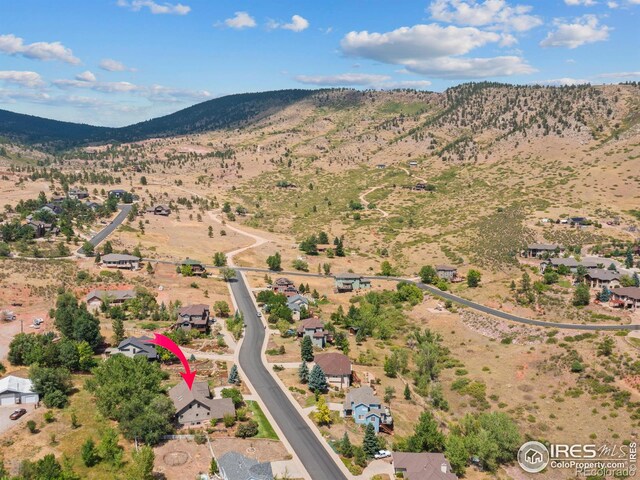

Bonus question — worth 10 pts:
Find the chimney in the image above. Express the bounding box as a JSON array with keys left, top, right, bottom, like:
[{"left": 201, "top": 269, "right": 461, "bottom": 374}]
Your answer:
[{"left": 441, "top": 462, "right": 448, "bottom": 474}]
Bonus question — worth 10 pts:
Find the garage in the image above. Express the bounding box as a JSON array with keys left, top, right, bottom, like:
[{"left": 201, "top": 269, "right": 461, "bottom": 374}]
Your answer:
[{"left": 0, "top": 376, "right": 39, "bottom": 406}]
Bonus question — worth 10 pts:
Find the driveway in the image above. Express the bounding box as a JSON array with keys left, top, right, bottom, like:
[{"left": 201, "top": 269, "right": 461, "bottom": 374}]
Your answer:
[
  {"left": 0, "top": 319, "right": 23, "bottom": 361},
  {"left": 0, "top": 404, "right": 37, "bottom": 436}
]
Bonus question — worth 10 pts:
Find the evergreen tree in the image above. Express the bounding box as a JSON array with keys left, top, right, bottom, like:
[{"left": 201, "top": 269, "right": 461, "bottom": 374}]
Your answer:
[
  {"left": 308, "top": 364, "right": 327, "bottom": 392},
  {"left": 573, "top": 283, "right": 591, "bottom": 306},
  {"left": 340, "top": 432, "right": 353, "bottom": 458},
  {"left": 626, "top": 249, "right": 634, "bottom": 269},
  {"left": 362, "top": 423, "right": 378, "bottom": 457},
  {"left": 404, "top": 383, "right": 411, "bottom": 400},
  {"left": 384, "top": 355, "right": 398, "bottom": 378},
  {"left": 298, "top": 361, "right": 309, "bottom": 383},
  {"left": 598, "top": 286, "right": 611, "bottom": 302},
  {"left": 301, "top": 335, "right": 314, "bottom": 362},
  {"left": 112, "top": 317, "right": 125, "bottom": 344},
  {"left": 228, "top": 364, "right": 240, "bottom": 384},
  {"left": 81, "top": 438, "right": 98, "bottom": 467}
]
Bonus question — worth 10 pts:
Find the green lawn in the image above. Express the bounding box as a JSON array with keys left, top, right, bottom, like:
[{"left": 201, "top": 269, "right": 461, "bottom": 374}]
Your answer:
[{"left": 246, "top": 400, "right": 279, "bottom": 440}]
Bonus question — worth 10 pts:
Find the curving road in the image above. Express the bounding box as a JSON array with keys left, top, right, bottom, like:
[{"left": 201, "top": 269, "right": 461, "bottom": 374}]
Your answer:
[{"left": 231, "top": 273, "right": 348, "bottom": 480}]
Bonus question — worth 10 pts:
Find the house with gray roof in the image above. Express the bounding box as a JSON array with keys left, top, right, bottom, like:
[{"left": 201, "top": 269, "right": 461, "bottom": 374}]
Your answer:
[
  {"left": 0, "top": 375, "right": 39, "bottom": 406},
  {"left": 217, "top": 451, "right": 274, "bottom": 480},
  {"left": 393, "top": 452, "right": 457, "bottom": 480},
  {"left": 334, "top": 273, "right": 371, "bottom": 293},
  {"left": 343, "top": 386, "right": 393, "bottom": 433},
  {"left": 523, "top": 243, "right": 564, "bottom": 258},
  {"left": 610, "top": 287, "right": 640, "bottom": 311},
  {"left": 169, "top": 381, "right": 235, "bottom": 426},
  {"left": 107, "top": 336, "right": 158, "bottom": 360},
  {"left": 585, "top": 269, "right": 622, "bottom": 290},
  {"left": 540, "top": 257, "right": 600, "bottom": 273},
  {"left": 435, "top": 265, "right": 458, "bottom": 281},
  {"left": 287, "top": 294, "right": 310, "bottom": 320},
  {"left": 101, "top": 253, "right": 140, "bottom": 270},
  {"left": 85, "top": 289, "right": 137, "bottom": 310}
]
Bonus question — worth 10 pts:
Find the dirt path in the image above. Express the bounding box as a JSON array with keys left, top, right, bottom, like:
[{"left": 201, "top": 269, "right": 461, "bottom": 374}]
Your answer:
[
  {"left": 148, "top": 181, "right": 272, "bottom": 266},
  {"left": 207, "top": 212, "right": 270, "bottom": 267},
  {"left": 399, "top": 166, "right": 428, "bottom": 183},
  {"left": 359, "top": 186, "right": 389, "bottom": 218}
]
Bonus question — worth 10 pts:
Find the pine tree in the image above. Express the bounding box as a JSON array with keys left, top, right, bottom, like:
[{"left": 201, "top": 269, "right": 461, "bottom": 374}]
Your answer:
[
  {"left": 112, "top": 317, "right": 124, "bottom": 344},
  {"left": 341, "top": 432, "right": 353, "bottom": 458},
  {"left": 228, "top": 364, "right": 240, "bottom": 384},
  {"left": 362, "top": 423, "right": 378, "bottom": 457},
  {"left": 404, "top": 383, "right": 411, "bottom": 400},
  {"left": 308, "top": 364, "right": 327, "bottom": 392},
  {"left": 298, "top": 361, "right": 309, "bottom": 384},
  {"left": 81, "top": 438, "right": 98, "bottom": 467},
  {"left": 301, "top": 335, "right": 314, "bottom": 362},
  {"left": 598, "top": 286, "right": 611, "bottom": 302},
  {"left": 626, "top": 249, "right": 634, "bottom": 269}
]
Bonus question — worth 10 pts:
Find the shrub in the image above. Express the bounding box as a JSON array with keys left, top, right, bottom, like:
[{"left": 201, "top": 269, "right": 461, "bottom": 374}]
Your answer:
[{"left": 235, "top": 420, "right": 259, "bottom": 438}]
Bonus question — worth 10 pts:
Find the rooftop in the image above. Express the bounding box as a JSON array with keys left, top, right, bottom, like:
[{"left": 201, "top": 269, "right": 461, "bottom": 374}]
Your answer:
[{"left": 314, "top": 352, "right": 351, "bottom": 376}]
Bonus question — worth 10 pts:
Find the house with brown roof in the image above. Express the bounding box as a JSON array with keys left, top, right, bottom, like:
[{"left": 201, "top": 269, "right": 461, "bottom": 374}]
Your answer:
[
  {"left": 585, "top": 269, "right": 622, "bottom": 290},
  {"left": 610, "top": 287, "right": 640, "bottom": 310},
  {"left": 146, "top": 205, "right": 171, "bottom": 216},
  {"left": 393, "top": 452, "right": 457, "bottom": 480},
  {"left": 271, "top": 278, "right": 298, "bottom": 297},
  {"left": 168, "top": 381, "right": 235, "bottom": 426},
  {"left": 176, "top": 304, "right": 211, "bottom": 332},
  {"left": 314, "top": 352, "right": 351, "bottom": 389},
  {"left": 297, "top": 318, "right": 332, "bottom": 348}
]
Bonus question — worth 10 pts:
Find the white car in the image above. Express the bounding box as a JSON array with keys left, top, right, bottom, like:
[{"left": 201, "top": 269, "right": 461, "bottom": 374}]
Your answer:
[
  {"left": 374, "top": 450, "right": 391, "bottom": 459},
  {"left": 257, "top": 311, "right": 262, "bottom": 317}
]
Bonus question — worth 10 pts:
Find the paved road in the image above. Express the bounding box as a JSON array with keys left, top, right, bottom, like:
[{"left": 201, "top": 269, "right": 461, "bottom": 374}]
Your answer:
[
  {"left": 137, "top": 261, "right": 640, "bottom": 332},
  {"left": 230, "top": 273, "right": 348, "bottom": 480},
  {"left": 78, "top": 204, "right": 132, "bottom": 254},
  {"left": 381, "top": 277, "right": 640, "bottom": 332}
]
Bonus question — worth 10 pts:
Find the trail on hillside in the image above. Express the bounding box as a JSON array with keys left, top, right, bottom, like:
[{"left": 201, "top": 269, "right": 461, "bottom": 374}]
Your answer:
[{"left": 359, "top": 186, "right": 390, "bottom": 218}]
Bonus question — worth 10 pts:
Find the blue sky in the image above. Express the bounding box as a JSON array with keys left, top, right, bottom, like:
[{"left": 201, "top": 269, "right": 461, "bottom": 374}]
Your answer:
[{"left": 0, "top": 0, "right": 638, "bottom": 126}]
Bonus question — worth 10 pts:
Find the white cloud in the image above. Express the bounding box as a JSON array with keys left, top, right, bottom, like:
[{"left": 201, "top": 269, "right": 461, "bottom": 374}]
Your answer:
[
  {"left": 295, "top": 73, "right": 392, "bottom": 86},
  {"left": 117, "top": 0, "right": 190, "bottom": 15},
  {"left": 595, "top": 71, "right": 640, "bottom": 78},
  {"left": 540, "top": 15, "right": 611, "bottom": 49},
  {"left": 379, "top": 80, "right": 433, "bottom": 89},
  {"left": 0, "top": 34, "right": 80, "bottom": 64},
  {"left": 224, "top": 12, "right": 256, "bottom": 29},
  {"left": 294, "top": 73, "right": 432, "bottom": 89},
  {"left": 76, "top": 71, "right": 96, "bottom": 82},
  {"left": 428, "top": 0, "right": 543, "bottom": 32},
  {"left": 0, "top": 71, "right": 45, "bottom": 88},
  {"left": 607, "top": 1, "right": 618, "bottom": 7},
  {"left": 532, "top": 77, "right": 590, "bottom": 86},
  {"left": 52, "top": 74, "right": 211, "bottom": 102},
  {"left": 565, "top": 0, "right": 597, "bottom": 5},
  {"left": 282, "top": 15, "right": 310, "bottom": 32},
  {"left": 340, "top": 24, "right": 535, "bottom": 78},
  {"left": 99, "top": 58, "right": 134, "bottom": 72}
]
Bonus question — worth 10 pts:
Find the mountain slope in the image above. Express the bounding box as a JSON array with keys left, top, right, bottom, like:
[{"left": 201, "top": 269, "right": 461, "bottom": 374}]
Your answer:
[{"left": 0, "top": 89, "right": 320, "bottom": 148}]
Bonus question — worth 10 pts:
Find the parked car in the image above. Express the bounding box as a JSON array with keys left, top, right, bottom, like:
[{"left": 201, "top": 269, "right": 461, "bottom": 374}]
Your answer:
[
  {"left": 374, "top": 450, "right": 391, "bottom": 459},
  {"left": 10, "top": 409, "right": 27, "bottom": 420},
  {"left": 256, "top": 311, "right": 262, "bottom": 317},
  {"left": 33, "top": 318, "right": 43, "bottom": 325}
]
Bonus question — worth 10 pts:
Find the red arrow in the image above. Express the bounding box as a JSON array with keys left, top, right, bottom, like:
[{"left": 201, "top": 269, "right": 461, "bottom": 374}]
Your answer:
[{"left": 148, "top": 333, "right": 197, "bottom": 390}]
